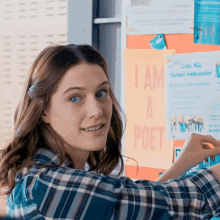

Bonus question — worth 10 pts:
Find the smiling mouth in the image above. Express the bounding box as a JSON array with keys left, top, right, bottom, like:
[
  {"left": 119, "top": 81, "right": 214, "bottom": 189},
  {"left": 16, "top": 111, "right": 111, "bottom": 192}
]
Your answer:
[{"left": 83, "top": 124, "right": 104, "bottom": 132}]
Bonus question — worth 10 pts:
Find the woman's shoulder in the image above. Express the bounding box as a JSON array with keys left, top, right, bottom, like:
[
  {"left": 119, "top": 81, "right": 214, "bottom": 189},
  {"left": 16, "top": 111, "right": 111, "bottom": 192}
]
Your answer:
[
  {"left": 14, "top": 147, "right": 127, "bottom": 189},
  {"left": 30, "top": 148, "right": 135, "bottom": 184}
]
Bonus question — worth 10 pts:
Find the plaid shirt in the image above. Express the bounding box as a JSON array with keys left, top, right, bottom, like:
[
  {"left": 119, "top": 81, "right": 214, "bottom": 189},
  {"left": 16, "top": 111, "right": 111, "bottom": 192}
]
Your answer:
[{"left": 6, "top": 148, "right": 220, "bottom": 220}]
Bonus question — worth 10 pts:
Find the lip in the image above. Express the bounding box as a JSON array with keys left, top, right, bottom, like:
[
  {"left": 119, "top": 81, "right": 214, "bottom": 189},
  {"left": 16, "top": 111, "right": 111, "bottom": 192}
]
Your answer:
[
  {"left": 82, "top": 123, "right": 104, "bottom": 130},
  {"left": 82, "top": 124, "right": 105, "bottom": 135}
]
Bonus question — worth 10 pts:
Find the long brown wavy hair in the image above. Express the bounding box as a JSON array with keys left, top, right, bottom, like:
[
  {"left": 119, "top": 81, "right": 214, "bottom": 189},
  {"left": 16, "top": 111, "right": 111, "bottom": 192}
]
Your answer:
[{"left": 0, "top": 44, "right": 125, "bottom": 194}]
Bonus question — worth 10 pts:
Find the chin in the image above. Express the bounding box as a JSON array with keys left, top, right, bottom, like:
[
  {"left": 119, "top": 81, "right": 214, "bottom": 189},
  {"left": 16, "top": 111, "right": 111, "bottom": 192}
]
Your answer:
[{"left": 90, "top": 144, "right": 106, "bottom": 152}]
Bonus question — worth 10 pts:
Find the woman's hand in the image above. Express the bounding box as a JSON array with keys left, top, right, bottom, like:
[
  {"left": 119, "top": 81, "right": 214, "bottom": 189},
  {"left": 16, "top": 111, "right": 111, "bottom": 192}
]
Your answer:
[
  {"left": 157, "top": 133, "right": 220, "bottom": 182},
  {"left": 176, "top": 133, "right": 220, "bottom": 169}
]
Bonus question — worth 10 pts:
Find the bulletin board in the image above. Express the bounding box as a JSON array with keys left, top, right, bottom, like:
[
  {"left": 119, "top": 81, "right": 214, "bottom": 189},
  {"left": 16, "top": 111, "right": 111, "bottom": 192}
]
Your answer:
[{"left": 124, "top": 34, "right": 220, "bottom": 180}]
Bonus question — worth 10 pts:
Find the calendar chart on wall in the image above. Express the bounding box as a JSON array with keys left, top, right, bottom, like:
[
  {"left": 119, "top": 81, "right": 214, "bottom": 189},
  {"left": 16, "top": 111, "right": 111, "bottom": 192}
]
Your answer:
[{"left": 0, "top": 0, "right": 68, "bottom": 150}]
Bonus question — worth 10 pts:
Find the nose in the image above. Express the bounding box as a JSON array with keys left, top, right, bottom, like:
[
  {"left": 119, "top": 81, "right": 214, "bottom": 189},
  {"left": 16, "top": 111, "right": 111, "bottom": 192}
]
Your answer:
[{"left": 86, "top": 97, "right": 104, "bottom": 119}]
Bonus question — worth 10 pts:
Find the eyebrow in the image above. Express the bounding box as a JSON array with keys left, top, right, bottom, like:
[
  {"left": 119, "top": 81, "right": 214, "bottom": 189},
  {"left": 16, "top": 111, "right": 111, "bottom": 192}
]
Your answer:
[{"left": 62, "top": 81, "right": 110, "bottom": 95}]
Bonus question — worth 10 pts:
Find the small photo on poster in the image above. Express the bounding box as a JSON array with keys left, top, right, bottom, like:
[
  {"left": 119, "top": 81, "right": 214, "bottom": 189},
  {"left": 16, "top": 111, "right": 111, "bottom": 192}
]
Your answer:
[{"left": 169, "top": 115, "right": 204, "bottom": 134}]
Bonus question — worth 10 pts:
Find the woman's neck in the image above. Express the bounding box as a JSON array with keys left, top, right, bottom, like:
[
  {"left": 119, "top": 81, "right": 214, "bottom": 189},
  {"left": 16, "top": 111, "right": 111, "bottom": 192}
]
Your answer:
[{"left": 65, "top": 145, "right": 90, "bottom": 169}]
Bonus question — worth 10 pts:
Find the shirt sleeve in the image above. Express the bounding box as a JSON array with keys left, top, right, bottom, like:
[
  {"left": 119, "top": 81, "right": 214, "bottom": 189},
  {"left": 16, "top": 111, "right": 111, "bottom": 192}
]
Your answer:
[
  {"left": 153, "top": 168, "right": 220, "bottom": 219},
  {"left": 7, "top": 166, "right": 220, "bottom": 220}
]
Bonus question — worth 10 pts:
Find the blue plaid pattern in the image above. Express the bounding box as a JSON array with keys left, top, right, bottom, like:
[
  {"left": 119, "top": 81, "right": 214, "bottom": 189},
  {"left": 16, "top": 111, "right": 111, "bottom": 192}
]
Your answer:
[{"left": 6, "top": 148, "right": 220, "bottom": 219}]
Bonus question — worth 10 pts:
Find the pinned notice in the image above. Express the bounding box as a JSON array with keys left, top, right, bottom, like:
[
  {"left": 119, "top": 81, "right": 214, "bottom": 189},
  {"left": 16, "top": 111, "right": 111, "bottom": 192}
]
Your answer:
[
  {"left": 166, "top": 51, "right": 220, "bottom": 140},
  {"left": 124, "top": 49, "right": 175, "bottom": 169},
  {"left": 125, "top": 0, "right": 194, "bottom": 35},
  {"left": 150, "top": 34, "right": 167, "bottom": 50}
]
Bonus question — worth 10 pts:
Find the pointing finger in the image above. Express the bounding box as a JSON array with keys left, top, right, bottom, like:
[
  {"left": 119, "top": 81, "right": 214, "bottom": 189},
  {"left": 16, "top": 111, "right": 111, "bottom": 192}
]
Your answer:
[
  {"left": 201, "top": 135, "right": 220, "bottom": 148},
  {"left": 202, "top": 143, "right": 215, "bottom": 161}
]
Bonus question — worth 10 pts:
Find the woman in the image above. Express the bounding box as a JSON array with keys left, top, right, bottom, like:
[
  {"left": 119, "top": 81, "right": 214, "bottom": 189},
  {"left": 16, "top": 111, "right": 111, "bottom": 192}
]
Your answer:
[{"left": 1, "top": 44, "right": 220, "bottom": 219}]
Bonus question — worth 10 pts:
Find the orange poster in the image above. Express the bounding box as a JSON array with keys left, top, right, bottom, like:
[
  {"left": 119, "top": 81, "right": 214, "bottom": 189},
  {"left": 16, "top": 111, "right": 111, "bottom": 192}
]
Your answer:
[{"left": 124, "top": 49, "right": 175, "bottom": 169}]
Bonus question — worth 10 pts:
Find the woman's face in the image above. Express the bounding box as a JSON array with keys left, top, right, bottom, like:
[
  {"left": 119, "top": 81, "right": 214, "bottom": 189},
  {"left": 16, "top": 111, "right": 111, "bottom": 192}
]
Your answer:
[{"left": 42, "top": 62, "right": 113, "bottom": 156}]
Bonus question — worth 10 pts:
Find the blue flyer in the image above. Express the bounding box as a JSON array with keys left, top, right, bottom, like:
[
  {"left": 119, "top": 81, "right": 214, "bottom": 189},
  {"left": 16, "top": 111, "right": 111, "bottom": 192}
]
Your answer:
[{"left": 194, "top": 0, "right": 220, "bottom": 45}]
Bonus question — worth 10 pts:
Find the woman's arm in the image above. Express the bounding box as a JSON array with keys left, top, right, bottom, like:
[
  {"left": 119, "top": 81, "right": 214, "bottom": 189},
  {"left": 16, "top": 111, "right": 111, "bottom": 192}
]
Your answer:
[
  {"left": 157, "top": 133, "right": 220, "bottom": 182},
  {"left": 7, "top": 165, "right": 220, "bottom": 219},
  {"left": 7, "top": 146, "right": 220, "bottom": 219},
  {"left": 156, "top": 157, "right": 189, "bottom": 182}
]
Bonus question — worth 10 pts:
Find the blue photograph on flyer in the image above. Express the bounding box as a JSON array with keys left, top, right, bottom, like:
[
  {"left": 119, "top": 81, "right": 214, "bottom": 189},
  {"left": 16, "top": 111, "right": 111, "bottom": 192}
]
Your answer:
[{"left": 194, "top": 0, "right": 220, "bottom": 45}]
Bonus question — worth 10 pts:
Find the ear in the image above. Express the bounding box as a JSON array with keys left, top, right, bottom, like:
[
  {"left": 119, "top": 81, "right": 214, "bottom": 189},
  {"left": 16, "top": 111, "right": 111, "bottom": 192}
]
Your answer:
[{"left": 41, "top": 111, "right": 50, "bottom": 124}]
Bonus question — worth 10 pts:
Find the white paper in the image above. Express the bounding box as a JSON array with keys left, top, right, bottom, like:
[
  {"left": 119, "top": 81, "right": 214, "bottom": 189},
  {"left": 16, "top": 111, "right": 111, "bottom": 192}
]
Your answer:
[
  {"left": 165, "top": 51, "right": 220, "bottom": 140},
  {"left": 124, "top": 0, "right": 194, "bottom": 35}
]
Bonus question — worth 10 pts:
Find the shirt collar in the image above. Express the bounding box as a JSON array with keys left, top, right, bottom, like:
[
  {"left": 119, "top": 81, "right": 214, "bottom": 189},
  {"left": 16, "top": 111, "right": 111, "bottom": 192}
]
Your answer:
[
  {"left": 15, "top": 148, "right": 74, "bottom": 184},
  {"left": 33, "top": 148, "right": 74, "bottom": 168}
]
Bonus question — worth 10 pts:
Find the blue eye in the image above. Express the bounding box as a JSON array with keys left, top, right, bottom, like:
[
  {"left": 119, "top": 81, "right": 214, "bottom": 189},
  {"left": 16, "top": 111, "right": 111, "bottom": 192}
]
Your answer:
[
  {"left": 97, "top": 91, "right": 107, "bottom": 98},
  {"left": 70, "top": 96, "right": 80, "bottom": 103}
]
